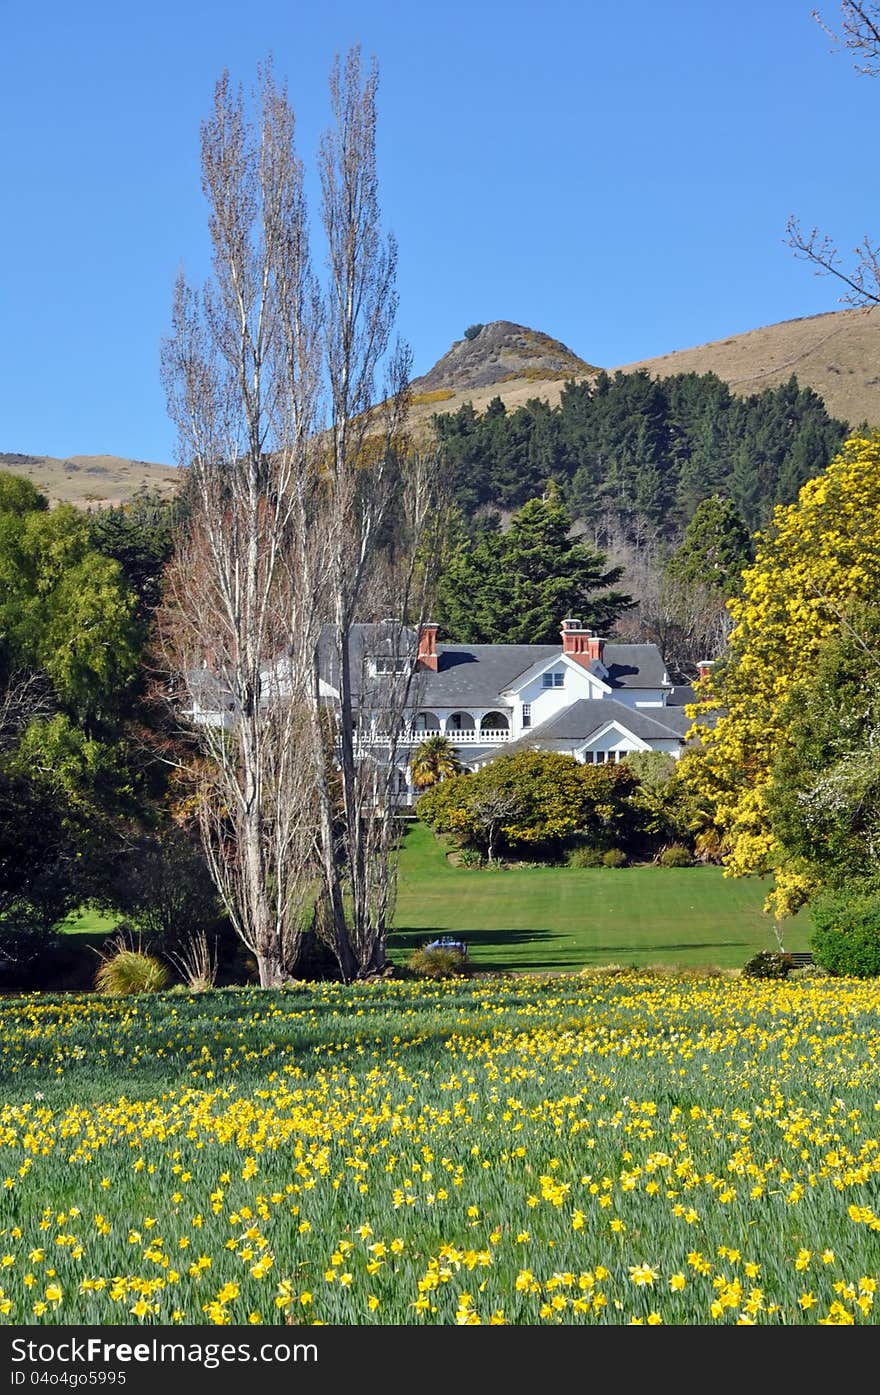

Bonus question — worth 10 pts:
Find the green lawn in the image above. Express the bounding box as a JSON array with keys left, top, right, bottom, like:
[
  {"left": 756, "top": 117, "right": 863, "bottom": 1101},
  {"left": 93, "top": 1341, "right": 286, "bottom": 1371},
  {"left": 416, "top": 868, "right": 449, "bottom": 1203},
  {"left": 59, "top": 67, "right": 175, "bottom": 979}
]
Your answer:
[
  {"left": 57, "top": 906, "right": 122, "bottom": 937},
  {"left": 391, "top": 820, "right": 810, "bottom": 971}
]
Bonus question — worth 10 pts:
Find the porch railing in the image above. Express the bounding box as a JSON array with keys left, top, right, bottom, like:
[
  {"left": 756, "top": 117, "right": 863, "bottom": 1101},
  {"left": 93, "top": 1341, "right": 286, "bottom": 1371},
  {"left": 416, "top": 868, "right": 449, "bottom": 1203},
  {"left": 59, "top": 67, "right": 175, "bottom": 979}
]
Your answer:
[{"left": 362, "top": 727, "right": 510, "bottom": 745}]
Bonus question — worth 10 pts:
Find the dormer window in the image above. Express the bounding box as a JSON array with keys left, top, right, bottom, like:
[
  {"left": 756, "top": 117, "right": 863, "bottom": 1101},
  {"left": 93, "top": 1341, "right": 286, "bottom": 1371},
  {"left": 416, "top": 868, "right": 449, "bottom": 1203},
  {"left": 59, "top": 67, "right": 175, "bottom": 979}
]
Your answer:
[
  {"left": 542, "top": 671, "right": 565, "bottom": 689},
  {"left": 372, "top": 657, "right": 410, "bottom": 676}
]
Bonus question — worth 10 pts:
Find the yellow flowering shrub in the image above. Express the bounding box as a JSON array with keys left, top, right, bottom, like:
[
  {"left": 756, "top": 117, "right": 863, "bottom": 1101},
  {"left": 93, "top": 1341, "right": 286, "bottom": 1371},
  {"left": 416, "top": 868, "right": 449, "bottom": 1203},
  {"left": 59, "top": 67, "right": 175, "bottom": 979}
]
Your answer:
[{"left": 681, "top": 433, "right": 880, "bottom": 915}]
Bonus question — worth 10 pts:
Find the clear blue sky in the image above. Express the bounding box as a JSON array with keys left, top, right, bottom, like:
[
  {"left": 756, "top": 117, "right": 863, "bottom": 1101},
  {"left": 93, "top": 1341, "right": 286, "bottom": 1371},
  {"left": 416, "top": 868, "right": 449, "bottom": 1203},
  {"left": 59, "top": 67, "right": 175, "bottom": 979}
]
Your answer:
[{"left": 1, "top": 0, "right": 875, "bottom": 465}]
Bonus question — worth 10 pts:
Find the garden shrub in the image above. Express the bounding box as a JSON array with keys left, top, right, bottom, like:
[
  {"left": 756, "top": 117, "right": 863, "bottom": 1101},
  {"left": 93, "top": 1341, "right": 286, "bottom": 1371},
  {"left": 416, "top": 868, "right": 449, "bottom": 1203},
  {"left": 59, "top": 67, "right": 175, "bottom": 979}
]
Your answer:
[
  {"left": 659, "top": 844, "right": 694, "bottom": 867},
  {"left": 741, "top": 950, "right": 792, "bottom": 980},
  {"left": 94, "top": 933, "right": 171, "bottom": 995},
  {"left": 602, "top": 848, "right": 627, "bottom": 868},
  {"left": 810, "top": 890, "right": 880, "bottom": 977},
  {"left": 789, "top": 963, "right": 830, "bottom": 980},
  {"left": 406, "top": 946, "right": 471, "bottom": 978},
  {"left": 457, "top": 848, "right": 486, "bottom": 868},
  {"left": 566, "top": 845, "right": 605, "bottom": 868}
]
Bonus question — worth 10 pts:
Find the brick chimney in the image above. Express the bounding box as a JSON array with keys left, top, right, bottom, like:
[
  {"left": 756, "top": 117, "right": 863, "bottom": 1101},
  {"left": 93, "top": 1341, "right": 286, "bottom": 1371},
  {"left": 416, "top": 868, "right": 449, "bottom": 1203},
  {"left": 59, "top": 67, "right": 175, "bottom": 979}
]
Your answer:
[
  {"left": 697, "top": 658, "right": 714, "bottom": 682},
  {"left": 418, "top": 621, "right": 439, "bottom": 672},
  {"left": 561, "top": 617, "right": 604, "bottom": 667}
]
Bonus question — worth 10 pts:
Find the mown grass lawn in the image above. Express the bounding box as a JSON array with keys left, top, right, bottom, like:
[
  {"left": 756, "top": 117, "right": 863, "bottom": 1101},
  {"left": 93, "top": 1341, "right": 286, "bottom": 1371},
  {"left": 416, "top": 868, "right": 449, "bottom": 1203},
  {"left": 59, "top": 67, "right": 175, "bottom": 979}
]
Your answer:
[
  {"left": 58, "top": 907, "right": 121, "bottom": 937},
  {"left": 391, "top": 820, "right": 810, "bottom": 972}
]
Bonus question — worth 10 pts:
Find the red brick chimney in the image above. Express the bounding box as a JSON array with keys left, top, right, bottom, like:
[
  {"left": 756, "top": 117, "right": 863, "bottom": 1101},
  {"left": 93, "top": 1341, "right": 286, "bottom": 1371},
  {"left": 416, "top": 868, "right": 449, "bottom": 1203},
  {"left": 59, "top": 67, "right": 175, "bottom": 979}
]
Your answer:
[
  {"left": 418, "top": 621, "right": 439, "bottom": 672},
  {"left": 697, "top": 658, "right": 714, "bottom": 682},
  {"left": 561, "top": 618, "right": 604, "bottom": 668}
]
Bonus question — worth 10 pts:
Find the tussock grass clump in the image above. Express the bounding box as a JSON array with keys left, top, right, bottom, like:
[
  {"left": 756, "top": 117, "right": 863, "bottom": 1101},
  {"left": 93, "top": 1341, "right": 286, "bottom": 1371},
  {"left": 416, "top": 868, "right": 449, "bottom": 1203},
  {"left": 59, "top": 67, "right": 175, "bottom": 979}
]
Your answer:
[
  {"left": 94, "top": 935, "right": 170, "bottom": 996},
  {"left": 407, "top": 946, "right": 471, "bottom": 978}
]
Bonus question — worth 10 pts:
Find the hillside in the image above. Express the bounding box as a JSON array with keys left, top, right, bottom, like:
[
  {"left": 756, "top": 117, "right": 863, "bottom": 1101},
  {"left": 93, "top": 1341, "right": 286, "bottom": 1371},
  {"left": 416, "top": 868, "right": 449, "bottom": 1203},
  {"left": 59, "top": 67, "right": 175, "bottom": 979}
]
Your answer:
[
  {"left": 406, "top": 307, "right": 880, "bottom": 438},
  {"left": 6, "top": 306, "right": 879, "bottom": 509},
  {"left": 0, "top": 452, "right": 179, "bottom": 509},
  {"left": 617, "top": 305, "right": 880, "bottom": 429},
  {"left": 406, "top": 321, "right": 596, "bottom": 435}
]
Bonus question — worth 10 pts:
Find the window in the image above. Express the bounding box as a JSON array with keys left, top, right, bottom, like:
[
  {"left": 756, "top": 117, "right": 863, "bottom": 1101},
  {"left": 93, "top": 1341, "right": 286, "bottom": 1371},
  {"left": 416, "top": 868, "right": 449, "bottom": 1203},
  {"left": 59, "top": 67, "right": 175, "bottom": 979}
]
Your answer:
[
  {"left": 542, "top": 671, "right": 565, "bottom": 689},
  {"left": 373, "top": 657, "right": 409, "bottom": 675},
  {"left": 522, "top": 703, "right": 531, "bottom": 729}
]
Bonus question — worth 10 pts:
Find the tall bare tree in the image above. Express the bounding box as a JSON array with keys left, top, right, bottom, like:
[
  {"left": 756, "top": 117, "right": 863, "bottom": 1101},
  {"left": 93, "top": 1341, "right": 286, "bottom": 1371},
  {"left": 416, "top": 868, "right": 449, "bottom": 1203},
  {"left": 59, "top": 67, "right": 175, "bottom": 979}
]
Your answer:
[
  {"left": 307, "top": 52, "right": 451, "bottom": 980},
  {"left": 160, "top": 65, "right": 325, "bottom": 987},
  {"left": 787, "top": 4, "right": 880, "bottom": 305},
  {"left": 160, "top": 52, "right": 445, "bottom": 984}
]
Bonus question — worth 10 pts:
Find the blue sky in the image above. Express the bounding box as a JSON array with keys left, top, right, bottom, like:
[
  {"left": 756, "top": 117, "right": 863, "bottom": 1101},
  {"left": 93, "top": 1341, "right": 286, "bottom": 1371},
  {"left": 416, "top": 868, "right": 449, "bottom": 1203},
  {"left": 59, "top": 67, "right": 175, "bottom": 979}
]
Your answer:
[{"left": 1, "top": 0, "right": 875, "bottom": 464}]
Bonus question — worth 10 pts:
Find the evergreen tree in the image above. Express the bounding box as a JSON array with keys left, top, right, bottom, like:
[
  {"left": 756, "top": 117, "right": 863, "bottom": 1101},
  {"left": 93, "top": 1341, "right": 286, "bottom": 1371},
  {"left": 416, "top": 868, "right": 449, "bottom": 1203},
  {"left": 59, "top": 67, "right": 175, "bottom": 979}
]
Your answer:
[
  {"left": 435, "top": 489, "right": 631, "bottom": 643},
  {"left": 666, "top": 495, "right": 753, "bottom": 595}
]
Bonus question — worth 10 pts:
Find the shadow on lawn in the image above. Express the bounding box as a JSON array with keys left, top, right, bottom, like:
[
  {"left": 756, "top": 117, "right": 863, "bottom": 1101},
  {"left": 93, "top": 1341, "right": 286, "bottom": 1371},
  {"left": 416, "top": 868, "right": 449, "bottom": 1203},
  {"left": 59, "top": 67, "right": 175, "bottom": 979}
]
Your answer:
[
  {"left": 390, "top": 926, "right": 573, "bottom": 972},
  {"left": 389, "top": 928, "right": 755, "bottom": 971}
]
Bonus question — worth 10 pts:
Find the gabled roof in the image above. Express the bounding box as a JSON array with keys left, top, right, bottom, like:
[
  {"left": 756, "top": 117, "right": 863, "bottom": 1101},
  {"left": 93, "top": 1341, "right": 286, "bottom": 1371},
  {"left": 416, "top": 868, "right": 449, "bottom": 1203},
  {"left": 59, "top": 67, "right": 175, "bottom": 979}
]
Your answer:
[
  {"left": 600, "top": 645, "right": 670, "bottom": 690},
  {"left": 415, "top": 644, "right": 559, "bottom": 707},
  {"left": 503, "top": 699, "right": 689, "bottom": 754},
  {"left": 304, "top": 627, "right": 673, "bottom": 709},
  {"left": 499, "top": 650, "right": 612, "bottom": 697}
]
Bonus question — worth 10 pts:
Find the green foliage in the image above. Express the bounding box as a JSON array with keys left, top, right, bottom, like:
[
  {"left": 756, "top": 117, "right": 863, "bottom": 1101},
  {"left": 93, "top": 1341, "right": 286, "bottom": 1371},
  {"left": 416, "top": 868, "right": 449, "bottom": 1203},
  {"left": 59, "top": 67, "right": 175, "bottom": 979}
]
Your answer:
[
  {"left": 406, "top": 945, "right": 471, "bottom": 977},
  {"left": 432, "top": 370, "right": 847, "bottom": 533},
  {"left": 87, "top": 487, "right": 182, "bottom": 624},
  {"left": 679, "top": 433, "right": 880, "bottom": 917},
  {"left": 602, "top": 848, "right": 628, "bottom": 868},
  {"left": 0, "top": 475, "right": 48, "bottom": 515},
  {"left": 741, "top": 950, "right": 792, "bottom": 980},
  {"left": 435, "top": 489, "right": 632, "bottom": 644},
  {"left": 666, "top": 495, "right": 753, "bottom": 595},
  {"left": 409, "top": 735, "right": 464, "bottom": 790},
  {"left": 659, "top": 844, "right": 694, "bottom": 867},
  {"left": 620, "top": 750, "right": 696, "bottom": 848},
  {"left": 94, "top": 939, "right": 171, "bottom": 995},
  {"left": 97, "top": 827, "right": 227, "bottom": 955},
  {"left": 0, "top": 493, "right": 140, "bottom": 726},
  {"left": 418, "top": 751, "right": 638, "bottom": 857},
  {"left": 463, "top": 324, "right": 484, "bottom": 341},
  {"left": 566, "top": 845, "right": 605, "bottom": 868},
  {"left": 810, "top": 890, "right": 880, "bottom": 977},
  {"left": 0, "top": 769, "right": 87, "bottom": 983},
  {"left": 767, "top": 604, "right": 880, "bottom": 895},
  {"left": 456, "top": 847, "right": 486, "bottom": 868}
]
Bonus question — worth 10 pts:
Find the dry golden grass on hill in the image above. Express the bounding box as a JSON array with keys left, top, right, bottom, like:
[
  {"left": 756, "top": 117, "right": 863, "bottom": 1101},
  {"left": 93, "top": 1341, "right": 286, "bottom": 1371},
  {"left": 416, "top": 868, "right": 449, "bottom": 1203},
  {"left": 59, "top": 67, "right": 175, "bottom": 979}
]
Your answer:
[
  {"left": 617, "top": 305, "right": 880, "bottom": 429},
  {"left": 402, "top": 308, "right": 880, "bottom": 440},
  {"left": 6, "top": 306, "right": 879, "bottom": 506},
  {"left": 0, "top": 452, "right": 179, "bottom": 509}
]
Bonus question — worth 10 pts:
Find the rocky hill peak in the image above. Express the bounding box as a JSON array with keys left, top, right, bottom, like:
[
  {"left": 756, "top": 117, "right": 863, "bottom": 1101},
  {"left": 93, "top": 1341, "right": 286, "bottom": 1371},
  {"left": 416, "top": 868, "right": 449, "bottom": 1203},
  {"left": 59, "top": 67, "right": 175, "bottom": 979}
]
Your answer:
[{"left": 411, "top": 320, "right": 594, "bottom": 396}]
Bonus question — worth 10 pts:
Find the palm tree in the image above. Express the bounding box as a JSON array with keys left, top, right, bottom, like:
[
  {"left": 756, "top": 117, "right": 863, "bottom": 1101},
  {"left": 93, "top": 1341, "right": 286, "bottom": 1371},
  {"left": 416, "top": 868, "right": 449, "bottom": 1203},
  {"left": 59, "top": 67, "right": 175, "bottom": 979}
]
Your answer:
[{"left": 410, "top": 735, "right": 465, "bottom": 791}]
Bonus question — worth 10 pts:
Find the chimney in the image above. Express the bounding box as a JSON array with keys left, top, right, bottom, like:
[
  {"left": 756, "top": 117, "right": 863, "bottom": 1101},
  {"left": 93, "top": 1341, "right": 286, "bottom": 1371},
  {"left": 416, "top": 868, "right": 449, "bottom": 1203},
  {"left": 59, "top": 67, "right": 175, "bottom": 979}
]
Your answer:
[
  {"left": 418, "top": 621, "right": 439, "bottom": 672},
  {"left": 561, "top": 617, "right": 604, "bottom": 667},
  {"left": 697, "top": 658, "right": 714, "bottom": 682}
]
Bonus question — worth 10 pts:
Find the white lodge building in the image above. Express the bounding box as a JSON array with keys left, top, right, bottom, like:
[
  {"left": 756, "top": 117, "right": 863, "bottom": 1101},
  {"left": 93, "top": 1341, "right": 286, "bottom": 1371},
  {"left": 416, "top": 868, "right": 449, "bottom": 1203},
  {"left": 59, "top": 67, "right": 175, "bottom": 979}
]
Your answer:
[{"left": 317, "top": 617, "right": 698, "bottom": 807}]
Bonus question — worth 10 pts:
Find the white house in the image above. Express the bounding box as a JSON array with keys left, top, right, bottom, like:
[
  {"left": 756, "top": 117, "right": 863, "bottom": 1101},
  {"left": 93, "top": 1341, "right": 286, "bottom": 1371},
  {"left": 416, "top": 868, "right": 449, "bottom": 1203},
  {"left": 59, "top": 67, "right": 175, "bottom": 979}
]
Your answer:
[{"left": 317, "top": 617, "right": 699, "bottom": 806}]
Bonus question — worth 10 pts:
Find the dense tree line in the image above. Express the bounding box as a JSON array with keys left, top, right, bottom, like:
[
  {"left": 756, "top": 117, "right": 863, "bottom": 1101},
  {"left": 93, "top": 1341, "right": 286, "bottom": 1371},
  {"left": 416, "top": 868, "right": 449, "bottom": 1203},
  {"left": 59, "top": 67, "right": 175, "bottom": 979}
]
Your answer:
[
  {"left": 0, "top": 475, "right": 224, "bottom": 985},
  {"left": 433, "top": 370, "right": 849, "bottom": 538}
]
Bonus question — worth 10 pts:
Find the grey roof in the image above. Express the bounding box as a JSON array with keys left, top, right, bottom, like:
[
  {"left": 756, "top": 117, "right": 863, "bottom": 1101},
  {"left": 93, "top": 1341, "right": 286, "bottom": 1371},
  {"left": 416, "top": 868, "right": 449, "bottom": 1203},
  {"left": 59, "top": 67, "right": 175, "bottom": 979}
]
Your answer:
[
  {"left": 318, "top": 622, "right": 420, "bottom": 695},
  {"left": 412, "top": 639, "right": 670, "bottom": 709},
  {"left": 667, "top": 684, "right": 696, "bottom": 707},
  {"left": 599, "top": 645, "right": 670, "bottom": 691},
  {"left": 417, "top": 645, "right": 559, "bottom": 707},
  {"left": 503, "top": 699, "right": 691, "bottom": 754}
]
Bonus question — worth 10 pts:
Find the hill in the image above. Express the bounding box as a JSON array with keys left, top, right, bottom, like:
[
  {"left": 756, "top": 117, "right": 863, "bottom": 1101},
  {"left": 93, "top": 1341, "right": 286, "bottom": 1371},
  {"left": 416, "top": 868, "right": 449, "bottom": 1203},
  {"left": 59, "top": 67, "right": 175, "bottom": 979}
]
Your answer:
[
  {"left": 406, "top": 307, "right": 880, "bottom": 438},
  {"left": 617, "top": 305, "right": 880, "bottom": 429},
  {"left": 0, "top": 452, "right": 179, "bottom": 509},
  {"left": 406, "top": 320, "right": 596, "bottom": 435},
  {"left": 7, "top": 306, "right": 880, "bottom": 509}
]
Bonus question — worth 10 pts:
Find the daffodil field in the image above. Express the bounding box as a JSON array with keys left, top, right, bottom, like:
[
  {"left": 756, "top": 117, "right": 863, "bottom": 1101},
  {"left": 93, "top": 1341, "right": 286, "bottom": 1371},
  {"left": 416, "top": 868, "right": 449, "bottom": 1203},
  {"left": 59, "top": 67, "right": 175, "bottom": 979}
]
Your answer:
[{"left": 0, "top": 973, "right": 878, "bottom": 1326}]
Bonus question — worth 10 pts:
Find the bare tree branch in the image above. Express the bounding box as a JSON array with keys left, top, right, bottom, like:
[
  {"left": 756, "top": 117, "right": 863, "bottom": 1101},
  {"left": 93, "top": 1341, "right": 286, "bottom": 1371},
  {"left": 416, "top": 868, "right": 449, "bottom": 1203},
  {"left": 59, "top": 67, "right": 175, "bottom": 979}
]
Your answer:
[{"left": 786, "top": 6, "right": 880, "bottom": 305}]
